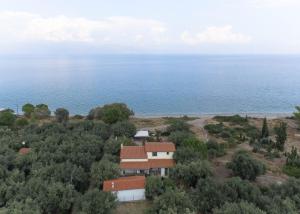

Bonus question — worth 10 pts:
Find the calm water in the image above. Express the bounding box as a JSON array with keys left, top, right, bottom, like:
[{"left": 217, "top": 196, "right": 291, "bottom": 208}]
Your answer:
[{"left": 0, "top": 55, "right": 300, "bottom": 116}]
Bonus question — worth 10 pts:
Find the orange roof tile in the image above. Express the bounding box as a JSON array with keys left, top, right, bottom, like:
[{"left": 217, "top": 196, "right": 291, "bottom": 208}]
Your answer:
[
  {"left": 120, "top": 159, "right": 175, "bottom": 170},
  {"left": 145, "top": 142, "right": 175, "bottom": 152},
  {"left": 149, "top": 159, "right": 175, "bottom": 168},
  {"left": 120, "top": 161, "right": 149, "bottom": 169},
  {"left": 18, "top": 148, "right": 31, "bottom": 155},
  {"left": 120, "top": 146, "right": 147, "bottom": 159},
  {"left": 103, "top": 176, "right": 145, "bottom": 192}
]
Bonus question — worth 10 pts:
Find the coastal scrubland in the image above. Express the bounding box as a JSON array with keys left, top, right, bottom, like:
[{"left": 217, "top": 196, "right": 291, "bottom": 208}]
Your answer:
[{"left": 0, "top": 103, "right": 300, "bottom": 213}]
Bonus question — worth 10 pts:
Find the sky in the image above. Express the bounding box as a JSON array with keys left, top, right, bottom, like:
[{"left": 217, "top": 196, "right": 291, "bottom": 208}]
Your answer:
[{"left": 0, "top": 0, "right": 300, "bottom": 54}]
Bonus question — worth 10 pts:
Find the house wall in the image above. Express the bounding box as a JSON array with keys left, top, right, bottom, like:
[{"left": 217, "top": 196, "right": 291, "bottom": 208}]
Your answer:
[
  {"left": 115, "top": 189, "right": 145, "bottom": 202},
  {"left": 147, "top": 152, "right": 174, "bottom": 159}
]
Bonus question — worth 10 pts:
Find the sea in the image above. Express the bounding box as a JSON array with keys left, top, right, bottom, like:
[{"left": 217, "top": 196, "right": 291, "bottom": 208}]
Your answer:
[{"left": 0, "top": 55, "right": 300, "bottom": 117}]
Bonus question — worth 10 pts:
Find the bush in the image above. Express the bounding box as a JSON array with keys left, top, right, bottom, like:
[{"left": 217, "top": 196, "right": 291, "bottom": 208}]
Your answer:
[
  {"left": 0, "top": 109, "right": 16, "bottom": 126},
  {"left": 101, "top": 103, "right": 133, "bottom": 124},
  {"left": 174, "top": 147, "right": 206, "bottom": 164},
  {"left": 168, "top": 131, "right": 194, "bottom": 146},
  {"left": 213, "top": 201, "right": 266, "bottom": 214},
  {"left": 111, "top": 121, "right": 136, "bottom": 137},
  {"left": 90, "top": 160, "right": 120, "bottom": 188},
  {"left": 204, "top": 123, "right": 224, "bottom": 134},
  {"left": 183, "top": 137, "right": 207, "bottom": 159},
  {"left": 207, "top": 140, "right": 226, "bottom": 158},
  {"left": 227, "top": 151, "right": 266, "bottom": 181},
  {"left": 55, "top": 108, "right": 69, "bottom": 123},
  {"left": 22, "top": 103, "right": 35, "bottom": 118},
  {"left": 167, "top": 120, "right": 190, "bottom": 133},
  {"left": 282, "top": 165, "right": 300, "bottom": 178},
  {"left": 33, "top": 104, "right": 51, "bottom": 119},
  {"left": 170, "top": 160, "right": 212, "bottom": 187},
  {"left": 214, "top": 115, "right": 248, "bottom": 125},
  {"left": 191, "top": 178, "right": 225, "bottom": 213},
  {"left": 76, "top": 189, "right": 116, "bottom": 214},
  {"left": 15, "top": 118, "right": 29, "bottom": 127},
  {"left": 147, "top": 189, "right": 195, "bottom": 214},
  {"left": 145, "top": 176, "right": 175, "bottom": 200}
]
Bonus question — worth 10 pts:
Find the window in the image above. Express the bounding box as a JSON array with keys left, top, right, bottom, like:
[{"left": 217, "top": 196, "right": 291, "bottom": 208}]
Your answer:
[
  {"left": 152, "top": 152, "right": 157, "bottom": 156},
  {"left": 167, "top": 152, "right": 169, "bottom": 155}
]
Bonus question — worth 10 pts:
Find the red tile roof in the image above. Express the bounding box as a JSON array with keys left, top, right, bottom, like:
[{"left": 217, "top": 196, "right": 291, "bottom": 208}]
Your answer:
[
  {"left": 149, "top": 159, "right": 175, "bottom": 168},
  {"left": 103, "top": 176, "right": 145, "bottom": 192},
  {"left": 145, "top": 142, "right": 175, "bottom": 152},
  {"left": 18, "top": 148, "right": 31, "bottom": 155},
  {"left": 120, "top": 146, "right": 147, "bottom": 159},
  {"left": 120, "top": 161, "right": 149, "bottom": 169},
  {"left": 120, "top": 159, "right": 175, "bottom": 170}
]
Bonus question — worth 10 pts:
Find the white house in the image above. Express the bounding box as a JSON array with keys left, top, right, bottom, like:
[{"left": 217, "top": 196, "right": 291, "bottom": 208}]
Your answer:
[
  {"left": 103, "top": 176, "right": 146, "bottom": 202},
  {"left": 120, "top": 142, "right": 176, "bottom": 176}
]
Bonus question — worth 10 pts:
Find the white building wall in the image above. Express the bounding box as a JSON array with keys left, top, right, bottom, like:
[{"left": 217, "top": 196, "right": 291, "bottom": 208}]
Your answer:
[
  {"left": 147, "top": 152, "right": 173, "bottom": 159},
  {"left": 115, "top": 189, "right": 145, "bottom": 202}
]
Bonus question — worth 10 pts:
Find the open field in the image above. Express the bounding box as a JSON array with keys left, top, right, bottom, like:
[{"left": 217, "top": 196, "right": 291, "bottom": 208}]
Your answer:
[{"left": 115, "top": 201, "right": 152, "bottom": 214}]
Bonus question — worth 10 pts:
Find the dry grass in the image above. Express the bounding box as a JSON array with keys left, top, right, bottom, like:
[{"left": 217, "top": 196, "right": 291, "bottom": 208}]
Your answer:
[
  {"left": 115, "top": 201, "right": 151, "bottom": 214},
  {"left": 130, "top": 117, "right": 167, "bottom": 129}
]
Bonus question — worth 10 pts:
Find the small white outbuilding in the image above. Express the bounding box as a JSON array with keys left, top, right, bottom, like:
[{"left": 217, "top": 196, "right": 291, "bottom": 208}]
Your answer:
[
  {"left": 103, "top": 176, "right": 146, "bottom": 202},
  {"left": 134, "top": 130, "right": 150, "bottom": 138}
]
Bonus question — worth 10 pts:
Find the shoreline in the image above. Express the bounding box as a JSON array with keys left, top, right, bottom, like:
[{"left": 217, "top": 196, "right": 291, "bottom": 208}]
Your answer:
[{"left": 133, "top": 112, "right": 293, "bottom": 119}]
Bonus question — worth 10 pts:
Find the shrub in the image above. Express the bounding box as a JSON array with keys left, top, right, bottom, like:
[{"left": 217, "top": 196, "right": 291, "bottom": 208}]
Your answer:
[
  {"left": 168, "top": 131, "right": 194, "bottom": 146},
  {"left": 145, "top": 176, "right": 175, "bottom": 200},
  {"left": 101, "top": 103, "right": 133, "bottom": 124},
  {"left": 207, "top": 139, "right": 226, "bottom": 158},
  {"left": 0, "top": 109, "right": 16, "bottom": 126},
  {"left": 282, "top": 165, "right": 300, "bottom": 178},
  {"left": 227, "top": 151, "right": 266, "bottom": 181},
  {"left": 183, "top": 137, "right": 207, "bottom": 159},
  {"left": 15, "top": 118, "right": 29, "bottom": 127},
  {"left": 167, "top": 120, "right": 190, "bottom": 133},
  {"left": 214, "top": 115, "right": 248, "bottom": 125},
  {"left": 111, "top": 121, "right": 136, "bottom": 137},
  {"left": 204, "top": 123, "right": 224, "bottom": 134},
  {"left": 22, "top": 103, "right": 35, "bottom": 118},
  {"left": 147, "top": 189, "right": 195, "bottom": 214},
  {"left": 170, "top": 160, "right": 212, "bottom": 187},
  {"left": 55, "top": 108, "right": 69, "bottom": 123},
  {"left": 33, "top": 104, "right": 51, "bottom": 119},
  {"left": 191, "top": 178, "right": 225, "bottom": 213},
  {"left": 76, "top": 189, "right": 116, "bottom": 214},
  {"left": 174, "top": 147, "right": 206, "bottom": 164},
  {"left": 213, "top": 201, "right": 266, "bottom": 214}
]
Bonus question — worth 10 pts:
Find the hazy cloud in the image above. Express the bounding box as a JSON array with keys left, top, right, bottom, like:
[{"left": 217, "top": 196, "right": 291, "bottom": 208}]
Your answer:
[
  {"left": 0, "top": 11, "right": 167, "bottom": 45},
  {"left": 181, "top": 26, "right": 252, "bottom": 45}
]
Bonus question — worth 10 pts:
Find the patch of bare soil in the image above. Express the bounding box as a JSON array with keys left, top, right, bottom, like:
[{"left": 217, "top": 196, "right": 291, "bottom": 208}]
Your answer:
[{"left": 115, "top": 201, "right": 151, "bottom": 214}]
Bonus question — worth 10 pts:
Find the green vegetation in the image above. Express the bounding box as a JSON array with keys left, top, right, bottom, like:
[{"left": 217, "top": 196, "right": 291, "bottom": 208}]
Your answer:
[
  {"left": 294, "top": 106, "right": 300, "bottom": 128},
  {"left": 213, "top": 201, "right": 266, "bottom": 214},
  {"left": 204, "top": 115, "right": 258, "bottom": 145},
  {"left": 55, "top": 108, "right": 69, "bottom": 123},
  {"left": 261, "top": 117, "right": 269, "bottom": 138},
  {"left": 283, "top": 147, "right": 300, "bottom": 178},
  {"left": 88, "top": 103, "right": 133, "bottom": 124},
  {"left": 22, "top": 103, "right": 35, "bottom": 118},
  {"left": 227, "top": 151, "right": 266, "bottom": 181},
  {"left": 170, "top": 160, "right": 212, "bottom": 187},
  {"left": 214, "top": 115, "right": 248, "bottom": 125},
  {"left": 0, "top": 109, "right": 16, "bottom": 126},
  {"left": 0, "top": 103, "right": 136, "bottom": 213},
  {"left": 145, "top": 176, "right": 175, "bottom": 200},
  {"left": 147, "top": 189, "right": 195, "bottom": 214},
  {"left": 274, "top": 122, "right": 287, "bottom": 151}
]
